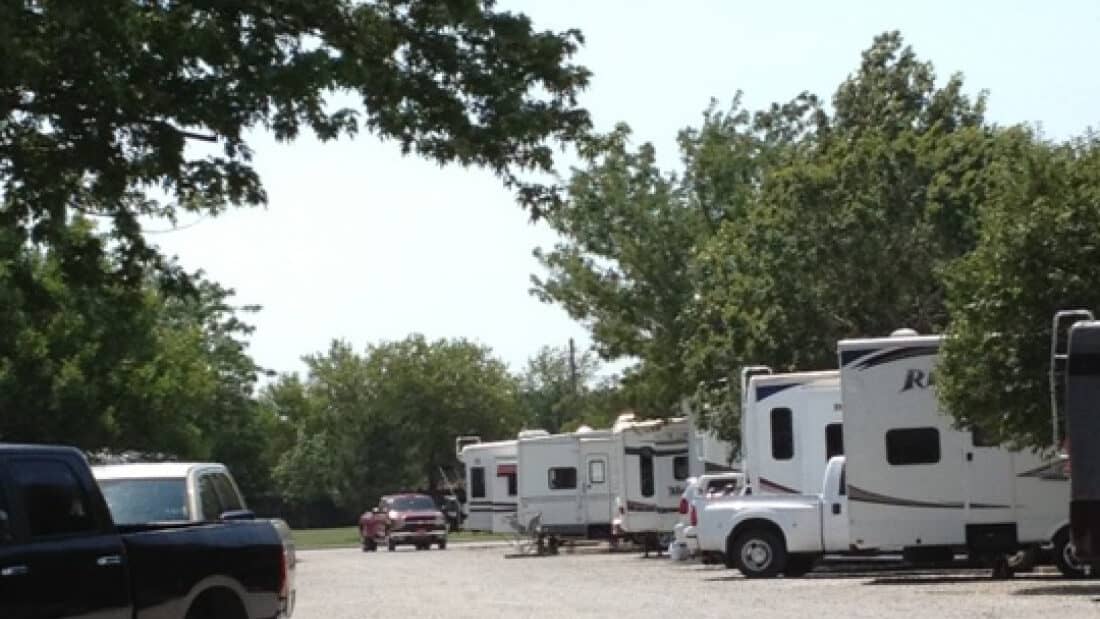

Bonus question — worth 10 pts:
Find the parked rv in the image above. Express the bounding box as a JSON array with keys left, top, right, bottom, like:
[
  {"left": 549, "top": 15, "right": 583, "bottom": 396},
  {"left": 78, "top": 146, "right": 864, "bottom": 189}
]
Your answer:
[
  {"left": 838, "top": 332, "right": 1087, "bottom": 576},
  {"left": 611, "top": 415, "right": 694, "bottom": 549},
  {"left": 695, "top": 456, "right": 848, "bottom": 577},
  {"left": 741, "top": 370, "right": 844, "bottom": 496},
  {"left": 458, "top": 437, "right": 520, "bottom": 534},
  {"left": 516, "top": 427, "right": 617, "bottom": 541},
  {"left": 1065, "top": 316, "right": 1100, "bottom": 563}
]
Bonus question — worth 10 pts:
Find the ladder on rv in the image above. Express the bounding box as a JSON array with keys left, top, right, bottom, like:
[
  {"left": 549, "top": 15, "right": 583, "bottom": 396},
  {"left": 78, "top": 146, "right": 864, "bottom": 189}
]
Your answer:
[{"left": 1051, "top": 310, "right": 1095, "bottom": 448}]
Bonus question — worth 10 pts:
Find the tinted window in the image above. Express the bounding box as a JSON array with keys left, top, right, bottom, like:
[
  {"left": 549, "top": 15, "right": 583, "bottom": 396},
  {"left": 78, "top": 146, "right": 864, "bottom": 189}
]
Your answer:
[
  {"left": 673, "top": 456, "right": 689, "bottom": 481},
  {"left": 886, "top": 428, "right": 941, "bottom": 465},
  {"left": 971, "top": 425, "right": 1000, "bottom": 448},
  {"left": 211, "top": 474, "right": 244, "bottom": 512},
  {"left": 588, "top": 460, "right": 606, "bottom": 484},
  {"left": 9, "top": 459, "right": 96, "bottom": 538},
  {"left": 506, "top": 473, "right": 517, "bottom": 496},
  {"left": 548, "top": 467, "right": 577, "bottom": 490},
  {"left": 470, "top": 467, "right": 486, "bottom": 499},
  {"left": 838, "top": 466, "right": 847, "bottom": 496},
  {"left": 771, "top": 407, "right": 794, "bottom": 461},
  {"left": 826, "top": 423, "right": 844, "bottom": 460},
  {"left": 0, "top": 482, "right": 13, "bottom": 544},
  {"left": 198, "top": 474, "right": 222, "bottom": 520},
  {"left": 391, "top": 496, "right": 437, "bottom": 511},
  {"left": 99, "top": 479, "right": 189, "bottom": 524},
  {"left": 639, "top": 454, "right": 654, "bottom": 498}
]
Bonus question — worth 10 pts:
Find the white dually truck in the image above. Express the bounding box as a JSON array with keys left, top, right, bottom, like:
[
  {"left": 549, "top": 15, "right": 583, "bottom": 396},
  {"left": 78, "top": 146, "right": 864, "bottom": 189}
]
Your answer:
[{"left": 694, "top": 456, "right": 849, "bottom": 578}]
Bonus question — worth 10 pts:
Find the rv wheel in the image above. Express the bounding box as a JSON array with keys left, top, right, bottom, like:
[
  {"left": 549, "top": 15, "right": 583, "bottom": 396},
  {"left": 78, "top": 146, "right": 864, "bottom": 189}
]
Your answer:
[
  {"left": 1053, "top": 530, "right": 1098, "bottom": 579},
  {"left": 732, "top": 529, "right": 786, "bottom": 578}
]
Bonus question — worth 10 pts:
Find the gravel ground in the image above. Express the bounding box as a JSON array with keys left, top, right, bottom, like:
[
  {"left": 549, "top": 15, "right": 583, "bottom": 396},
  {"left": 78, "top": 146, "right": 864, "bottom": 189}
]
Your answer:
[{"left": 293, "top": 544, "right": 1100, "bottom": 618}]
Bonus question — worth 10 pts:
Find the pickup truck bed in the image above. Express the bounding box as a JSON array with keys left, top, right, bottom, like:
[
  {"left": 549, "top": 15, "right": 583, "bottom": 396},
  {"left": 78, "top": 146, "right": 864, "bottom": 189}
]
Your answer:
[{"left": 0, "top": 444, "right": 288, "bottom": 619}]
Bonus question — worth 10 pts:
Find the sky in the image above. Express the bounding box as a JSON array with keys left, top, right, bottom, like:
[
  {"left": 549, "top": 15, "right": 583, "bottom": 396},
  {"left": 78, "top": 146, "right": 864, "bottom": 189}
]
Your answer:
[{"left": 149, "top": 0, "right": 1100, "bottom": 381}]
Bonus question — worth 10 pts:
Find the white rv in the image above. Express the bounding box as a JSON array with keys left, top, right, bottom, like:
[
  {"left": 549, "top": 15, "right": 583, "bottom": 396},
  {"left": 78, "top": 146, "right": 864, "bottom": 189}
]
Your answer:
[
  {"left": 458, "top": 438, "right": 519, "bottom": 534},
  {"left": 516, "top": 427, "right": 618, "bottom": 540},
  {"left": 610, "top": 415, "right": 694, "bottom": 546},
  {"left": 838, "top": 333, "right": 1084, "bottom": 576},
  {"left": 741, "top": 371, "right": 844, "bottom": 496}
]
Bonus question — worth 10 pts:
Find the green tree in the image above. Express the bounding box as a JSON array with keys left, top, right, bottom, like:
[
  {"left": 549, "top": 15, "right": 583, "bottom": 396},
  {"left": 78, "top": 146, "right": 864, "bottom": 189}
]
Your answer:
[
  {"left": 938, "top": 131, "right": 1100, "bottom": 450},
  {"left": 684, "top": 33, "right": 993, "bottom": 442},
  {"left": 270, "top": 335, "right": 523, "bottom": 511},
  {"left": 518, "top": 344, "right": 629, "bottom": 432},
  {"left": 1, "top": 0, "right": 592, "bottom": 286}
]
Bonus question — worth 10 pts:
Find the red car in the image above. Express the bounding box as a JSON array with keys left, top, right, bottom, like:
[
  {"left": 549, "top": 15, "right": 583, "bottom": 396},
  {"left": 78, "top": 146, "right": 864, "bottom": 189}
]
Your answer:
[{"left": 360, "top": 493, "right": 449, "bottom": 552}]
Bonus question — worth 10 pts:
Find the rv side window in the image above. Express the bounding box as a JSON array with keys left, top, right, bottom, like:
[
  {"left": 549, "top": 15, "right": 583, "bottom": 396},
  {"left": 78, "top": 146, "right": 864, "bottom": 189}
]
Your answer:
[
  {"left": 825, "top": 423, "right": 844, "bottom": 460},
  {"left": 673, "top": 456, "right": 689, "bottom": 481},
  {"left": 506, "top": 473, "right": 517, "bottom": 496},
  {"left": 548, "top": 467, "right": 577, "bottom": 490},
  {"left": 588, "top": 460, "right": 606, "bottom": 484},
  {"left": 838, "top": 466, "right": 846, "bottom": 496},
  {"left": 885, "top": 428, "right": 941, "bottom": 465},
  {"left": 771, "top": 407, "right": 794, "bottom": 461},
  {"left": 970, "top": 425, "right": 1000, "bottom": 448},
  {"left": 640, "top": 454, "right": 655, "bottom": 497},
  {"left": 470, "top": 467, "right": 486, "bottom": 498}
]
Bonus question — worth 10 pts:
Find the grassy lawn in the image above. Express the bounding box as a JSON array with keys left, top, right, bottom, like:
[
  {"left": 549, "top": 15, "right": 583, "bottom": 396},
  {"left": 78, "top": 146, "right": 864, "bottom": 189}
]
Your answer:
[{"left": 293, "top": 526, "right": 511, "bottom": 550}]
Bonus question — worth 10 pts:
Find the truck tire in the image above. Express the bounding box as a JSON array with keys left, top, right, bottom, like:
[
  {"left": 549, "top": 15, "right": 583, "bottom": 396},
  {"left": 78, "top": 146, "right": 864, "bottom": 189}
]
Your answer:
[
  {"left": 1053, "top": 529, "right": 1099, "bottom": 579},
  {"left": 362, "top": 538, "right": 377, "bottom": 552},
  {"left": 387, "top": 537, "right": 397, "bottom": 552},
  {"left": 783, "top": 554, "right": 818, "bottom": 577},
  {"left": 732, "top": 529, "right": 787, "bottom": 579},
  {"left": 437, "top": 539, "right": 447, "bottom": 550}
]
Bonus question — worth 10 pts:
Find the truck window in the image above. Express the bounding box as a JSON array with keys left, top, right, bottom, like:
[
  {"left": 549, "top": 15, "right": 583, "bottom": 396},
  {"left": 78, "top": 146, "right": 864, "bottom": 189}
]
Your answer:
[
  {"left": 885, "top": 427, "right": 941, "bottom": 465},
  {"left": 198, "top": 474, "right": 223, "bottom": 520},
  {"left": 548, "top": 467, "right": 577, "bottom": 490},
  {"left": 8, "top": 458, "right": 96, "bottom": 538},
  {"left": 673, "top": 456, "right": 689, "bottom": 481},
  {"left": 639, "top": 454, "right": 654, "bottom": 497},
  {"left": 98, "top": 479, "right": 189, "bottom": 524},
  {"left": 825, "top": 423, "right": 844, "bottom": 460},
  {"left": 470, "top": 467, "right": 486, "bottom": 498},
  {"left": 771, "top": 407, "right": 794, "bottom": 461},
  {"left": 211, "top": 473, "right": 244, "bottom": 512}
]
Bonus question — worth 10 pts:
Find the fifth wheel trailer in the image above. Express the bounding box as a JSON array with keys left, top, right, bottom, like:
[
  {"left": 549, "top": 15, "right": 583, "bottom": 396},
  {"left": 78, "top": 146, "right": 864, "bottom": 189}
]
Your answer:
[
  {"left": 838, "top": 332, "right": 1091, "bottom": 576},
  {"left": 458, "top": 438, "right": 519, "bottom": 534}
]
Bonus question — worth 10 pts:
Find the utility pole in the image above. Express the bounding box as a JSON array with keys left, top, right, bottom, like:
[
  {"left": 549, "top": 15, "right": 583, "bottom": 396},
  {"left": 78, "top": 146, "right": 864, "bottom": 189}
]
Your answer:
[{"left": 568, "top": 338, "right": 578, "bottom": 395}]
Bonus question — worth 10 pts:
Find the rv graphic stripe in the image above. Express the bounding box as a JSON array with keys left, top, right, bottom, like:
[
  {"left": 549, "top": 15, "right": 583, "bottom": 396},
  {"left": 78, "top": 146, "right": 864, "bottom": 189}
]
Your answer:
[
  {"left": 851, "top": 346, "right": 939, "bottom": 370},
  {"left": 839, "top": 347, "right": 878, "bottom": 367},
  {"left": 625, "top": 500, "right": 680, "bottom": 514},
  {"left": 1016, "top": 460, "right": 1071, "bottom": 480},
  {"left": 755, "top": 383, "right": 799, "bottom": 402},
  {"left": 847, "top": 485, "right": 1010, "bottom": 509},
  {"left": 758, "top": 477, "right": 800, "bottom": 494},
  {"left": 624, "top": 446, "right": 689, "bottom": 457}
]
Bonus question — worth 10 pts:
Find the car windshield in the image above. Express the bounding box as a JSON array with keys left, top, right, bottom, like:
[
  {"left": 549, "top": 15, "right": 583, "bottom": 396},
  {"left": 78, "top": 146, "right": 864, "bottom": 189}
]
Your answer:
[
  {"left": 99, "top": 479, "right": 189, "bottom": 524},
  {"left": 391, "top": 496, "right": 437, "bottom": 511}
]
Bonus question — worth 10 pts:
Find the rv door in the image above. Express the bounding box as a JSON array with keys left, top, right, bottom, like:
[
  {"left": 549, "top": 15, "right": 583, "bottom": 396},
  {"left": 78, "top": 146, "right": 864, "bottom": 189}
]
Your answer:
[
  {"left": 962, "top": 432, "right": 1017, "bottom": 537},
  {"left": 584, "top": 453, "right": 612, "bottom": 528}
]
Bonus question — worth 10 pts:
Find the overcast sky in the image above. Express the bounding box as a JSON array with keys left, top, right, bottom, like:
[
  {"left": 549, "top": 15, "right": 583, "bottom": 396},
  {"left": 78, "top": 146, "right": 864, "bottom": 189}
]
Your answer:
[{"left": 148, "top": 0, "right": 1100, "bottom": 380}]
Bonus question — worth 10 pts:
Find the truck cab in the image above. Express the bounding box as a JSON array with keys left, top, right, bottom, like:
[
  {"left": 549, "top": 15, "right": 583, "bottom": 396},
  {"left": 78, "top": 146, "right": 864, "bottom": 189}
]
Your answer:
[{"left": 695, "top": 456, "right": 847, "bottom": 578}]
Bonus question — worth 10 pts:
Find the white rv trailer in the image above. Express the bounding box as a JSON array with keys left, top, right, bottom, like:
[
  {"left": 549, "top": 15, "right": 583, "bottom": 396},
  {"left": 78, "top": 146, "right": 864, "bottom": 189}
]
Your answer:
[
  {"left": 516, "top": 427, "right": 618, "bottom": 540},
  {"left": 1065, "top": 318, "right": 1100, "bottom": 562},
  {"left": 458, "top": 438, "right": 520, "bottom": 534},
  {"left": 610, "top": 415, "right": 694, "bottom": 546},
  {"left": 741, "top": 371, "right": 844, "bottom": 496},
  {"left": 838, "top": 333, "right": 1081, "bottom": 573}
]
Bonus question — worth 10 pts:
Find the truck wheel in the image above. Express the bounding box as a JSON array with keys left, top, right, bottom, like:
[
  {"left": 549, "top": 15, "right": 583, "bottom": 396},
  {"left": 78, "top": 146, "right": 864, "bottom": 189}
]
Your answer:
[
  {"left": 362, "top": 538, "right": 377, "bottom": 552},
  {"left": 387, "top": 537, "right": 397, "bottom": 552},
  {"left": 1053, "top": 529, "right": 1098, "bottom": 579},
  {"left": 438, "top": 539, "right": 447, "bottom": 550},
  {"left": 732, "top": 529, "right": 786, "bottom": 578},
  {"left": 783, "top": 554, "right": 817, "bottom": 577}
]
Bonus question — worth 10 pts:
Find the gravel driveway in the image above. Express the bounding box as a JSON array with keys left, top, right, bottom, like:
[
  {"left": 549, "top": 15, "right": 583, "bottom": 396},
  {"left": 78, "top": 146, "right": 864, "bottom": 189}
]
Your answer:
[{"left": 293, "top": 544, "right": 1100, "bottom": 618}]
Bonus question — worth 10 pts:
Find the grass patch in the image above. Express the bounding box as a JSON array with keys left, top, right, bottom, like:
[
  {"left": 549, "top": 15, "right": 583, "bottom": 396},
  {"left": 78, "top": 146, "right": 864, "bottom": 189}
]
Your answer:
[{"left": 293, "top": 526, "right": 511, "bottom": 550}]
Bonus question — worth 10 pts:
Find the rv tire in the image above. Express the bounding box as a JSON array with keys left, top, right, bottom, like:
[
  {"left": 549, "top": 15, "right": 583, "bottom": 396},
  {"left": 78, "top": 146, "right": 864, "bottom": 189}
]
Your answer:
[
  {"left": 732, "top": 529, "right": 786, "bottom": 578},
  {"left": 1053, "top": 529, "right": 1099, "bottom": 579}
]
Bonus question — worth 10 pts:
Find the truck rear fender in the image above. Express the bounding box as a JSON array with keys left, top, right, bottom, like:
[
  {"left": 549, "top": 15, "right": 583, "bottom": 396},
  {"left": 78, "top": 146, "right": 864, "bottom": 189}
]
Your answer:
[{"left": 726, "top": 518, "right": 787, "bottom": 556}]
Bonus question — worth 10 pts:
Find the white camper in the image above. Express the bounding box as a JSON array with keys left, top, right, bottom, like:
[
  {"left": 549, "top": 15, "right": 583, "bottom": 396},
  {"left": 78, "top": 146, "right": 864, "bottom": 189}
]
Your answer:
[
  {"left": 838, "top": 333, "right": 1084, "bottom": 575},
  {"left": 458, "top": 438, "right": 519, "bottom": 534},
  {"left": 516, "top": 427, "right": 617, "bottom": 540},
  {"left": 741, "top": 371, "right": 844, "bottom": 496},
  {"left": 610, "top": 415, "right": 693, "bottom": 546}
]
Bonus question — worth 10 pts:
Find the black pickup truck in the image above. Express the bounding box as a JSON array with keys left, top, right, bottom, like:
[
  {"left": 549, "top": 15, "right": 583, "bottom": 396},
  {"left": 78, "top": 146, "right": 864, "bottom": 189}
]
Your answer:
[{"left": 0, "top": 444, "right": 290, "bottom": 619}]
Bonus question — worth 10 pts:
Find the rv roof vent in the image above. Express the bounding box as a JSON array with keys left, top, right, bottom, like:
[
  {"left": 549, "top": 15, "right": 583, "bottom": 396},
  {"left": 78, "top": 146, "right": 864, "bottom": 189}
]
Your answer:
[
  {"left": 517, "top": 429, "right": 550, "bottom": 439},
  {"left": 575, "top": 425, "right": 594, "bottom": 433},
  {"left": 890, "top": 328, "right": 919, "bottom": 337}
]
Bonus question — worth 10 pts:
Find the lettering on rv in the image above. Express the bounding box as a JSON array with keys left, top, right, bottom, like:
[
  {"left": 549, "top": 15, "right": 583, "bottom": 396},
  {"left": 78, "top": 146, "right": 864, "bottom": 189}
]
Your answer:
[
  {"left": 669, "top": 485, "right": 685, "bottom": 497},
  {"left": 901, "top": 369, "right": 934, "bottom": 392}
]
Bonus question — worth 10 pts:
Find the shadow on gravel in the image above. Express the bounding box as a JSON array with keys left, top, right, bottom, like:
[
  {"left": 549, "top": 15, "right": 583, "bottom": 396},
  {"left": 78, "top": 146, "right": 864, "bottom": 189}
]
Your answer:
[
  {"left": 1012, "top": 584, "right": 1100, "bottom": 600},
  {"left": 866, "top": 574, "right": 1060, "bottom": 586}
]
